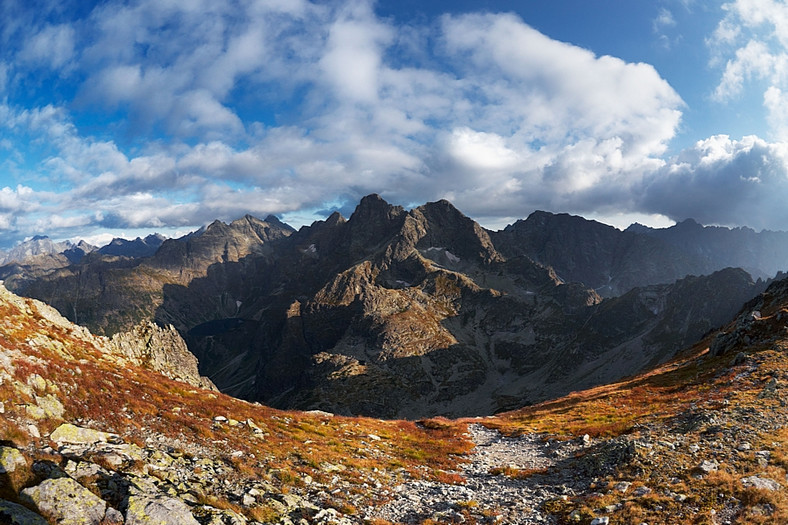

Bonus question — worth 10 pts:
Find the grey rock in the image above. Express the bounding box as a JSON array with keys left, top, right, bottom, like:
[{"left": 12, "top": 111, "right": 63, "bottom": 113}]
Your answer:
[
  {"left": 20, "top": 477, "right": 107, "bottom": 525},
  {"left": 0, "top": 499, "right": 49, "bottom": 525},
  {"left": 741, "top": 476, "right": 781, "bottom": 491},
  {"left": 0, "top": 447, "right": 27, "bottom": 474},
  {"left": 125, "top": 494, "right": 200, "bottom": 525},
  {"left": 49, "top": 423, "right": 117, "bottom": 446},
  {"left": 103, "top": 507, "right": 125, "bottom": 524},
  {"left": 695, "top": 459, "right": 719, "bottom": 475},
  {"left": 110, "top": 321, "right": 217, "bottom": 390}
]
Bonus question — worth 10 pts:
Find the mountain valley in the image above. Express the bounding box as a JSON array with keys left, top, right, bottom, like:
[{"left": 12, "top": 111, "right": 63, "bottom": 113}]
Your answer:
[{"left": 0, "top": 195, "right": 780, "bottom": 419}]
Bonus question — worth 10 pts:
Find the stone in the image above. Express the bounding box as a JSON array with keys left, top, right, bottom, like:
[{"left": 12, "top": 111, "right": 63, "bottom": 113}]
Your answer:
[
  {"left": 613, "top": 481, "right": 631, "bottom": 493},
  {"left": 694, "top": 459, "right": 719, "bottom": 476},
  {"left": 0, "top": 499, "right": 49, "bottom": 525},
  {"left": 32, "top": 394, "right": 65, "bottom": 420},
  {"left": 125, "top": 494, "right": 200, "bottom": 525},
  {"left": 757, "top": 377, "right": 778, "bottom": 399},
  {"left": 20, "top": 477, "right": 107, "bottom": 525},
  {"left": 731, "top": 352, "right": 747, "bottom": 366},
  {"left": 0, "top": 447, "right": 27, "bottom": 474},
  {"left": 103, "top": 507, "right": 124, "bottom": 524},
  {"left": 590, "top": 518, "right": 609, "bottom": 525},
  {"left": 49, "top": 423, "right": 116, "bottom": 446},
  {"left": 741, "top": 476, "right": 781, "bottom": 491},
  {"left": 27, "top": 425, "right": 40, "bottom": 439}
]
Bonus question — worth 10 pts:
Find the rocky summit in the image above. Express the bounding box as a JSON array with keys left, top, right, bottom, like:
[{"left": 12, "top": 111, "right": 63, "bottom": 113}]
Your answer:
[
  {"left": 0, "top": 195, "right": 777, "bottom": 419},
  {"left": 3, "top": 238, "right": 788, "bottom": 523}
]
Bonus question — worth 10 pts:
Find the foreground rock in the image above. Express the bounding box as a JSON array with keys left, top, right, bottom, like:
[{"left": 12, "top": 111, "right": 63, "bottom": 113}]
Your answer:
[{"left": 20, "top": 478, "right": 108, "bottom": 525}]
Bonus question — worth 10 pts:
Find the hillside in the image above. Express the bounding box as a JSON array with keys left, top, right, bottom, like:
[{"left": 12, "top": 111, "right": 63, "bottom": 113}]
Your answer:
[{"left": 3, "top": 262, "right": 788, "bottom": 523}]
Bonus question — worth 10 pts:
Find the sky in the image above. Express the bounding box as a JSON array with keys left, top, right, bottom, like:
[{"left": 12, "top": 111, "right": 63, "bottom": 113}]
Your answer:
[{"left": 2, "top": 0, "right": 788, "bottom": 249}]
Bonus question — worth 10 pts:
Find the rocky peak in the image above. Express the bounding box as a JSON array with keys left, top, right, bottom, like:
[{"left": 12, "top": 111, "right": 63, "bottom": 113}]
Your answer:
[
  {"left": 344, "top": 194, "right": 407, "bottom": 255},
  {"left": 407, "top": 199, "right": 503, "bottom": 265},
  {"left": 98, "top": 234, "right": 166, "bottom": 258},
  {"left": 109, "top": 321, "right": 216, "bottom": 390}
]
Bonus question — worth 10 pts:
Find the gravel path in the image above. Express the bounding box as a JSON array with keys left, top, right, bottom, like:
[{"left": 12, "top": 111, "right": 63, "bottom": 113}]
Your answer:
[{"left": 371, "top": 424, "right": 589, "bottom": 524}]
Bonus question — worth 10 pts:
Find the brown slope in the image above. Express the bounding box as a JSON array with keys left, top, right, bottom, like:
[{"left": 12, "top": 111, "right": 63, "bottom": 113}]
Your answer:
[{"left": 0, "top": 283, "right": 471, "bottom": 525}]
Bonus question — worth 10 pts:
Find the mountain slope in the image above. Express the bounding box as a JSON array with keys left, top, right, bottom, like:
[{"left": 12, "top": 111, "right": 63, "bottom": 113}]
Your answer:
[
  {"left": 3, "top": 267, "right": 788, "bottom": 524},
  {"left": 3, "top": 215, "right": 294, "bottom": 335},
  {"left": 0, "top": 283, "right": 473, "bottom": 524}
]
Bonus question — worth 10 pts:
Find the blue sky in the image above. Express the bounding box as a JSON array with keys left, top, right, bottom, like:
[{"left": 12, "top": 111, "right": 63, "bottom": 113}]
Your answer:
[{"left": 2, "top": 0, "right": 788, "bottom": 249}]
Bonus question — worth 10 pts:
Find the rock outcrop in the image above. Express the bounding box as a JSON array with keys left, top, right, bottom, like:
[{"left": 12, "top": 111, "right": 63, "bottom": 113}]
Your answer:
[{"left": 110, "top": 321, "right": 216, "bottom": 390}]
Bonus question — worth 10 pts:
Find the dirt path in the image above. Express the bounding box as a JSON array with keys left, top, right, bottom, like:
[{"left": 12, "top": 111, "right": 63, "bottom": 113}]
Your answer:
[{"left": 371, "top": 424, "right": 589, "bottom": 524}]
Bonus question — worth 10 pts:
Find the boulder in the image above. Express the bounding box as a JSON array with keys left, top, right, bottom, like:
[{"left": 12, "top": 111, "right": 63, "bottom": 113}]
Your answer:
[
  {"left": 20, "top": 477, "right": 107, "bottom": 525},
  {"left": 0, "top": 447, "right": 27, "bottom": 474},
  {"left": 125, "top": 494, "right": 200, "bottom": 525},
  {"left": 49, "top": 423, "right": 117, "bottom": 447},
  {"left": 741, "top": 476, "right": 782, "bottom": 491},
  {"left": 0, "top": 499, "right": 49, "bottom": 525}
]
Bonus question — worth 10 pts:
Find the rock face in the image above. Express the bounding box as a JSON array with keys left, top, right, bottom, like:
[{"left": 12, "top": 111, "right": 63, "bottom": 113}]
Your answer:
[
  {"left": 109, "top": 321, "right": 216, "bottom": 390},
  {"left": 0, "top": 499, "right": 49, "bottom": 525},
  {"left": 0, "top": 282, "right": 214, "bottom": 396},
  {"left": 0, "top": 196, "right": 775, "bottom": 417}
]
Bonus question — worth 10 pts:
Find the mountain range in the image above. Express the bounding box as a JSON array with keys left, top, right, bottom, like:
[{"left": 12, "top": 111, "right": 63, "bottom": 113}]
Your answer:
[
  {"left": 0, "top": 195, "right": 784, "bottom": 419},
  {"left": 2, "top": 225, "right": 788, "bottom": 523}
]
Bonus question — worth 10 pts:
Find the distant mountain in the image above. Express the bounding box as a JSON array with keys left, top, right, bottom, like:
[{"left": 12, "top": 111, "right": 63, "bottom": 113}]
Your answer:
[
  {"left": 97, "top": 233, "right": 167, "bottom": 258},
  {"left": 493, "top": 211, "right": 707, "bottom": 297},
  {"left": 496, "top": 211, "right": 788, "bottom": 297},
  {"left": 63, "top": 240, "right": 97, "bottom": 263},
  {"left": 0, "top": 235, "right": 96, "bottom": 266},
  {"left": 4, "top": 214, "right": 295, "bottom": 335},
  {"left": 0, "top": 195, "right": 769, "bottom": 418}
]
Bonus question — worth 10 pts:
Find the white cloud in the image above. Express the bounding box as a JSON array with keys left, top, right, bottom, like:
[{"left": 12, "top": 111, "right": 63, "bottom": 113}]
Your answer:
[
  {"left": 319, "top": 1, "right": 393, "bottom": 103},
  {"left": 0, "top": 2, "right": 696, "bottom": 245},
  {"left": 710, "top": 0, "right": 788, "bottom": 139},
  {"left": 642, "top": 135, "right": 788, "bottom": 229},
  {"left": 18, "top": 23, "right": 75, "bottom": 70}
]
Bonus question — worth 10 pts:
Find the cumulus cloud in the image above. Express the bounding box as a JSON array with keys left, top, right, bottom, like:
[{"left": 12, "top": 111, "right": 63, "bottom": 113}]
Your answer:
[
  {"left": 710, "top": 0, "right": 788, "bottom": 140},
  {"left": 0, "top": 2, "right": 692, "bottom": 246},
  {"left": 642, "top": 135, "right": 788, "bottom": 229},
  {"left": 14, "top": 0, "right": 788, "bottom": 246}
]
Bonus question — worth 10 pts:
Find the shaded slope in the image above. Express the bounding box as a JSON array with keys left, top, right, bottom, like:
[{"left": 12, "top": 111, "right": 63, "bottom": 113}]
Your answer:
[{"left": 493, "top": 211, "right": 709, "bottom": 296}]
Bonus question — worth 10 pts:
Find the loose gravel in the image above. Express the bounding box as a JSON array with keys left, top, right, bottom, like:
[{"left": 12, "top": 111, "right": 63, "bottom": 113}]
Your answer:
[{"left": 371, "top": 424, "right": 590, "bottom": 524}]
